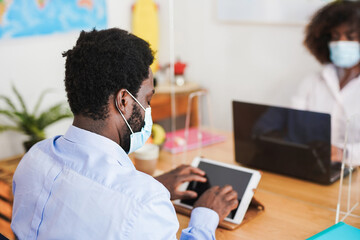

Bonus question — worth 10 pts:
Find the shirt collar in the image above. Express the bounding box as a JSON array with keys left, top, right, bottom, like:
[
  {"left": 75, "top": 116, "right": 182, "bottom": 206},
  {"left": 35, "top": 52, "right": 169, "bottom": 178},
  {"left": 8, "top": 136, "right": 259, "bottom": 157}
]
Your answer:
[
  {"left": 322, "top": 64, "right": 360, "bottom": 100},
  {"left": 63, "top": 125, "right": 134, "bottom": 168}
]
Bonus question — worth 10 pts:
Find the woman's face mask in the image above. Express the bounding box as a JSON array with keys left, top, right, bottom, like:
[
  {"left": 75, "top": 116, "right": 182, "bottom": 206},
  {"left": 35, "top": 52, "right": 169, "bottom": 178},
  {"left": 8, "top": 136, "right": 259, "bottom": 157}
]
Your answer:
[
  {"left": 329, "top": 41, "right": 360, "bottom": 69},
  {"left": 115, "top": 90, "right": 153, "bottom": 154}
]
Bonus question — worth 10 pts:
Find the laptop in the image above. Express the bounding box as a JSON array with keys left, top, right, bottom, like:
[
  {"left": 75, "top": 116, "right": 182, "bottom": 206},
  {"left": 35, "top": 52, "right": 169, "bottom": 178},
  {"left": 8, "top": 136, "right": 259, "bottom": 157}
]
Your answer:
[{"left": 232, "top": 100, "right": 346, "bottom": 185}]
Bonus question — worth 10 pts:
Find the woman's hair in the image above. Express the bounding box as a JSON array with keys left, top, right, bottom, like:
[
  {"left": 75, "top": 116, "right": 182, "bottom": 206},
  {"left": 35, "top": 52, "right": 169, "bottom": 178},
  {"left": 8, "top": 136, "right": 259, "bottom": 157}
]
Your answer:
[
  {"left": 63, "top": 28, "right": 154, "bottom": 120},
  {"left": 304, "top": 1, "right": 360, "bottom": 64}
]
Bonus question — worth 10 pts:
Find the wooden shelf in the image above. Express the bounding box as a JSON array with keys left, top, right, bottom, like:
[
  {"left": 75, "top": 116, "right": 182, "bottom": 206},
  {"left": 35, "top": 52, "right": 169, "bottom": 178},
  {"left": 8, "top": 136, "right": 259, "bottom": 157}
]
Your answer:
[{"left": 152, "top": 82, "right": 203, "bottom": 127}]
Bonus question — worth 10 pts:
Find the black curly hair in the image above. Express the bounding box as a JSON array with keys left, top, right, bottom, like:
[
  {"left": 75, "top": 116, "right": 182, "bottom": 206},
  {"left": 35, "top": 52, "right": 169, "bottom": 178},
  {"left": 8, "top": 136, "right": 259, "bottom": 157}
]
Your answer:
[
  {"left": 304, "top": 1, "right": 360, "bottom": 64},
  {"left": 63, "top": 28, "right": 154, "bottom": 120}
]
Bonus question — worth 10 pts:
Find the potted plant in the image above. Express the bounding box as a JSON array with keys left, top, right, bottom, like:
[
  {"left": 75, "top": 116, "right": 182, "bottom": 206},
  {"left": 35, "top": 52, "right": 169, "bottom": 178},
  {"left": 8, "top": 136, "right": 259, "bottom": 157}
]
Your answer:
[{"left": 0, "top": 85, "right": 73, "bottom": 151}]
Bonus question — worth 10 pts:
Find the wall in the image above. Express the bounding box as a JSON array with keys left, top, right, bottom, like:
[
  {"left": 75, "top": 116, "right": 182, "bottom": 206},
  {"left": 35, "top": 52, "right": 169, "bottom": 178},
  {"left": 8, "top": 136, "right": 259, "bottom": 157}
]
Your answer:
[
  {"left": 0, "top": 0, "right": 135, "bottom": 159},
  {"left": 0, "top": 0, "right": 321, "bottom": 159},
  {"left": 172, "top": 0, "right": 321, "bottom": 130}
]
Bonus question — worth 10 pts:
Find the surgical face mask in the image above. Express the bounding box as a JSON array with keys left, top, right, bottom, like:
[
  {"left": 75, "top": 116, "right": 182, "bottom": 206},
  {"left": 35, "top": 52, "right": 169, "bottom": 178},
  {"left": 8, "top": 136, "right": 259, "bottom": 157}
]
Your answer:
[
  {"left": 329, "top": 41, "right": 360, "bottom": 69},
  {"left": 115, "top": 90, "right": 153, "bottom": 154}
]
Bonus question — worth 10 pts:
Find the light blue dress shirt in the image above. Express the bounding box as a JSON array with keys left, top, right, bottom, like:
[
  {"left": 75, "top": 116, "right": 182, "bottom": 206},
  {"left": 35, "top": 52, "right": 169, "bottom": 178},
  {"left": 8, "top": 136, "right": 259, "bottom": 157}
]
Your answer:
[{"left": 11, "top": 126, "right": 219, "bottom": 240}]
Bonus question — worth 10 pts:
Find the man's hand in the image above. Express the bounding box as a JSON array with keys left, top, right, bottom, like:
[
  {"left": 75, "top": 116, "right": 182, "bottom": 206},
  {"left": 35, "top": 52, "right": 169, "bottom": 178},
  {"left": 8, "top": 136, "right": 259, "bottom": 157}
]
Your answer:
[
  {"left": 331, "top": 145, "right": 344, "bottom": 163},
  {"left": 155, "top": 165, "right": 207, "bottom": 200},
  {"left": 194, "top": 185, "right": 239, "bottom": 222}
]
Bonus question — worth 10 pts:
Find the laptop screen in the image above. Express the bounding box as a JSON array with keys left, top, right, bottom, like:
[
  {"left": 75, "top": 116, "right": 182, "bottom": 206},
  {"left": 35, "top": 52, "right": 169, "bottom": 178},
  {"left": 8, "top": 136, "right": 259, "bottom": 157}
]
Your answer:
[{"left": 232, "top": 101, "right": 332, "bottom": 184}]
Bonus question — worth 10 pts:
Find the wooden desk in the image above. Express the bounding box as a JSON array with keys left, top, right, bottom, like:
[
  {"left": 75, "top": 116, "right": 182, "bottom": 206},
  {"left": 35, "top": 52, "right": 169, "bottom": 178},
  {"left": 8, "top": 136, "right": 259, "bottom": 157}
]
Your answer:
[
  {"left": 156, "top": 130, "right": 360, "bottom": 239},
  {"left": 178, "top": 190, "right": 359, "bottom": 239},
  {"left": 2, "top": 131, "right": 359, "bottom": 239}
]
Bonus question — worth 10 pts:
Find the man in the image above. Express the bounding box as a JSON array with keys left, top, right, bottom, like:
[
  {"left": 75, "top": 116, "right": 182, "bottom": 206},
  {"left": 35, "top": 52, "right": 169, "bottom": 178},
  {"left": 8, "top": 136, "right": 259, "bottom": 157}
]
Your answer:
[{"left": 11, "top": 28, "right": 238, "bottom": 239}]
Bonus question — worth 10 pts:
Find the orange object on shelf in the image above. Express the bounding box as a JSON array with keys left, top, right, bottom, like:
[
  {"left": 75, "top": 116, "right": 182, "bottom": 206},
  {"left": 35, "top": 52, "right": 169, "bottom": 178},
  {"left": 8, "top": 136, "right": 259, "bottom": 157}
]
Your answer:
[{"left": 174, "top": 60, "right": 187, "bottom": 75}]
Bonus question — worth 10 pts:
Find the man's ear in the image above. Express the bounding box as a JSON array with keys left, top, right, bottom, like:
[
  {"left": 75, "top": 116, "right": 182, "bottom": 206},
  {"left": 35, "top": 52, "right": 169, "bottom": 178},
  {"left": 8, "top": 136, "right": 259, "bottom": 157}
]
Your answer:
[{"left": 115, "top": 89, "right": 129, "bottom": 114}]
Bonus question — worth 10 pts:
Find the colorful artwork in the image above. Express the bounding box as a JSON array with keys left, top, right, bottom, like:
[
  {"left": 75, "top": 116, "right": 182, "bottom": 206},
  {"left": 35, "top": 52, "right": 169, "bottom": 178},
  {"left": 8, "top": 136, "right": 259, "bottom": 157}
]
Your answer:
[{"left": 0, "top": 0, "right": 107, "bottom": 39}]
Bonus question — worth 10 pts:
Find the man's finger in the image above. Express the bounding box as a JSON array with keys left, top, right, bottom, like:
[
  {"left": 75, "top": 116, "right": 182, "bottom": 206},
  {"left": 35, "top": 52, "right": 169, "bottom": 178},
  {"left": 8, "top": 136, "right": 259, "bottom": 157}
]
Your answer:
[
  {"left": 209, "top": 186, "right": 220, "bottom": 192},
  {"left": 174, "top": 190, "right": 198, "bottom": 200},
  {"left": 176, "top": 164, "right": 188, "bottom": 171},
  {"left": 219, "top": 185, "right": 233, "bottom": 194},
  {"left": 177, "top": 165, "right": 206, "bottom": 176},
  {"left": 230, "top": 199, "right": 239, "bottom": 209},
  {"left": 178, "top": 174, "right": 207, "bottom": 183},
  {"left": 188, "top": 166, "right": 206, "bottom": 176},
  {"left": 225, "top": 191, "right": 238, "bottom": 201}
]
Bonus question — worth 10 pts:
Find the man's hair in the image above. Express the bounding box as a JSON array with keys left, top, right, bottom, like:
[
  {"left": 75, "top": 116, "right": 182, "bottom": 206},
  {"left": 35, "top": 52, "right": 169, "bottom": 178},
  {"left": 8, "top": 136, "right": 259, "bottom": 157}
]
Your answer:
[
  {"left": 63, "top": 28, "right": 154, "bottom": 120},
  {"left": 304, "top": 1, "right": 360, "bottom": 64}
]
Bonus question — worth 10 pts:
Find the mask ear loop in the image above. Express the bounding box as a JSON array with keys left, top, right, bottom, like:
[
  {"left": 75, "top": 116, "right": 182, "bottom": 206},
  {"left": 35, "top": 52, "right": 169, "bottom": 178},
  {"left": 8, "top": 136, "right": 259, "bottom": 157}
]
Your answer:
[
  {"left": 125, "top": 89, "right": 146, "bottom": 111},
  {"left": 115, "top": 99, "right": 134, "bottom": 134}
]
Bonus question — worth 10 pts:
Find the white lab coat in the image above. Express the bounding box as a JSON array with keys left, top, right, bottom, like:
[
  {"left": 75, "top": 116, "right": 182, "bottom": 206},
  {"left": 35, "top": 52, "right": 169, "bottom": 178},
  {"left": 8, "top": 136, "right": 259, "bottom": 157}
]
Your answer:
[{"left": 291, "top": 64, "right": 360, "bottom": 165}]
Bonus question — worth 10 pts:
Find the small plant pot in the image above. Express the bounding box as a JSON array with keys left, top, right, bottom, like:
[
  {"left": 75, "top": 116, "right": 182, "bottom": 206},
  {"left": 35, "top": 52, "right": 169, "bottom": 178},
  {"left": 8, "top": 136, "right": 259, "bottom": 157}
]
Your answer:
[{"left": 23, "top": 139, "right": 43, "bottom": 152}]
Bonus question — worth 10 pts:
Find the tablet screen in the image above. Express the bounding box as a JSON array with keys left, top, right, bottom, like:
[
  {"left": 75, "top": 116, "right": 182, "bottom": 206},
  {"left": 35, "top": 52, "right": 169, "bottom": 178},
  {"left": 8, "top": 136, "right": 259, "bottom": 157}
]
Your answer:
[{"left": 180, "top": 161, "right": 252, "bottom": 219}]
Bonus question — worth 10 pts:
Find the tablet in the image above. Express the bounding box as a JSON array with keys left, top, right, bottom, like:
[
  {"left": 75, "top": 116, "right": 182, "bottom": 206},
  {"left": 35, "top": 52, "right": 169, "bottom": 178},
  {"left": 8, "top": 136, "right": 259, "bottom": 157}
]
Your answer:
[{"left": 174, "top": 157, "right": 261, "bottom": 224}]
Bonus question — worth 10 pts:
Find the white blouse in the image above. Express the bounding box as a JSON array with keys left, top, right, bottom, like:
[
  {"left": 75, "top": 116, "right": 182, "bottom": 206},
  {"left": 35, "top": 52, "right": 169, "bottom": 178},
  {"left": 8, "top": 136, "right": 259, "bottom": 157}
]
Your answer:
[{"left": 292, "top": 64, "right": 360, "bottom": 165}]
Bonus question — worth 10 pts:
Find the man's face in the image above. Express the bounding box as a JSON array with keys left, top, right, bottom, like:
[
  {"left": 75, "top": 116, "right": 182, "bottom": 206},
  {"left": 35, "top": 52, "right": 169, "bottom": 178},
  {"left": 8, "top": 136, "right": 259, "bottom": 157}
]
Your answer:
[{"left": 120, "top": 69, "right": 155, "bottom": 153}]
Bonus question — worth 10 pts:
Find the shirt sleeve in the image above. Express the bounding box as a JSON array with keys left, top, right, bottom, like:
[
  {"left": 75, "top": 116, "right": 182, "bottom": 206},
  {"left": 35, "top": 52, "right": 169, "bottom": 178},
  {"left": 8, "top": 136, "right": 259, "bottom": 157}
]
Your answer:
[
  {"left": 129, "top": 194, "right": 219, "bottom": 240},
  {"left": 180, "top": 207, "right": 219, "bottom": 240},
  {"left": 128, "top": 192, "right": 180, "bottom": 240}
]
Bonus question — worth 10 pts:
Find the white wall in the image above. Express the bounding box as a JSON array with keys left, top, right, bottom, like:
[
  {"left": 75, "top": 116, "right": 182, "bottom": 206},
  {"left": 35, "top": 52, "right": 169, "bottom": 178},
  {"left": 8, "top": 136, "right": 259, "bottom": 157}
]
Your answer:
[
  {"left": 0, "top": 0, "right": 321, "bottom": 159},
  {"left": 0, "top": 0, "right": 135, "bottom": 159},
  {"left": 172, "top": 0, "right": 321, "bottom": 131}
]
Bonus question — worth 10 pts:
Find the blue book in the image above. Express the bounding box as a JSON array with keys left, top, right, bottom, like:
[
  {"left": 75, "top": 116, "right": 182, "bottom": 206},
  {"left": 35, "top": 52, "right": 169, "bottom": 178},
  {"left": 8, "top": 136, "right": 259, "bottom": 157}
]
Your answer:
[{"left": 307, "top": 222, "right": 360, "bottom": 240}]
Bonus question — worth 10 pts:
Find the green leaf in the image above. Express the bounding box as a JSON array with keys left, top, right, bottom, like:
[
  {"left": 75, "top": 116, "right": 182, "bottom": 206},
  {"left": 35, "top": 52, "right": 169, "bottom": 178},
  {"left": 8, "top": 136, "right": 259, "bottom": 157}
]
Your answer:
[
  {"left": 12, "top": 111, "right": 28, "bottom": 125},
  {"left": 0, "top": 110, "right": 20, "bottom": 123},
  {"left": 0, "top": 85, "right": 72, "bottom": 140},
  {"left": 10, "top": 112, "right": 39, "bottom": 138},
  {"left": 24, "top": 124, "right": 45, "bottom": 139},
  {"left": 11, "top": 85, "right": 28, "bottom": 115},
  {"left": 0, "top": 95, "right": 17, "bottom": 112},
  {"left": 32, "top": 89, "right": 55, "bottom": 116},
  {"left": 0, "top": 125, "right": 23, "bottom": 133},
  {"left": 37, "top": 102, "right": 72, "bottom": 129}
]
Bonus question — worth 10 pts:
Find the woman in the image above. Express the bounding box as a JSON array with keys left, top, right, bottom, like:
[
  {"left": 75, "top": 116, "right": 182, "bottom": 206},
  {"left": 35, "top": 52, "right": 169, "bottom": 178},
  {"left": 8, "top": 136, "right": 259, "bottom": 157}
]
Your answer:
[{"left": 292, "top": 1, "right": 360, "bottom": 164}]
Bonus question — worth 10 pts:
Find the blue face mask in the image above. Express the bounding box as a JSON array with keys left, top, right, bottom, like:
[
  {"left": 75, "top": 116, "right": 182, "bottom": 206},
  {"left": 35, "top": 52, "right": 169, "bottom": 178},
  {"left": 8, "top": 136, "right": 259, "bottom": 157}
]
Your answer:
[
  {"left": 329, "top": 41, "right": 360, "bottom": 69},
  {"left": 116, "top": 90, "right": 153, "bottom": 154}
]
